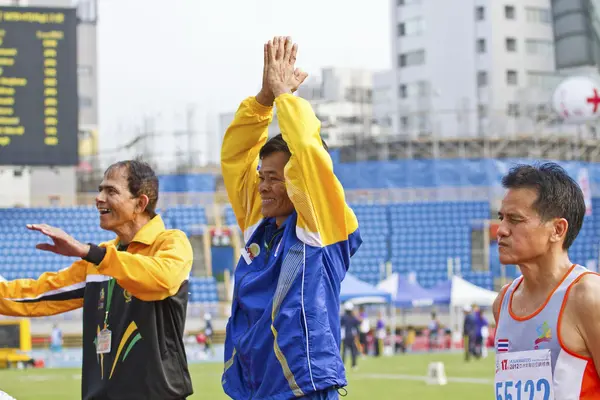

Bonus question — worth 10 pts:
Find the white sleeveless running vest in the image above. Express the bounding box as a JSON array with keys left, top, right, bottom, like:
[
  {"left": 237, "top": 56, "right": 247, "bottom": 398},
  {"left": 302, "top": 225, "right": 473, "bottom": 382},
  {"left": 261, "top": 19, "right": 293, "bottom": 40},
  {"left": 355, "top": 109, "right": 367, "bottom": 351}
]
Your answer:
[{"left": 495, "top": 264, "right": 600, "bottom": 399}]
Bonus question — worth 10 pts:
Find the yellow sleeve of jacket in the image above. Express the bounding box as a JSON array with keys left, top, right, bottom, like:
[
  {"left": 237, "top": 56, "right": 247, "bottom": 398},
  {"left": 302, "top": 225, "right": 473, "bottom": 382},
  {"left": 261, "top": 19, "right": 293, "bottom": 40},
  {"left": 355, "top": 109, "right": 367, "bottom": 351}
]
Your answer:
[
  {"left": 96, "top": 230, "right": 193, "bottom": 302},
  {"left": 220, "top": 96, "right": 271, "bottom": 240},
  {"left": 0, "top": 261, "right": 87, "bottom": 317},
  {"left": 275, "top": 93, "right": 359, "bottom": 247}
]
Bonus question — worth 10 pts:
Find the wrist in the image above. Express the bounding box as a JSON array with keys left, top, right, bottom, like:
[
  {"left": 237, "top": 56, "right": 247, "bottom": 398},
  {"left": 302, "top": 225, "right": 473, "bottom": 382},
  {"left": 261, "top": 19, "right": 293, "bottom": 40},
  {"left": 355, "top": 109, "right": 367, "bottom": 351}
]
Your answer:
[
  {"left": 255, "top": 90, "right": 274, "bottom": 107},
  {"left": 82, "top": 243, "right": 107, "bottom": 266},
  {"left": 271, "top": 85, "right": 292, "bottom": 98},
  {"left": 78, "top": 243, "right": 91, "bottom": 259}
]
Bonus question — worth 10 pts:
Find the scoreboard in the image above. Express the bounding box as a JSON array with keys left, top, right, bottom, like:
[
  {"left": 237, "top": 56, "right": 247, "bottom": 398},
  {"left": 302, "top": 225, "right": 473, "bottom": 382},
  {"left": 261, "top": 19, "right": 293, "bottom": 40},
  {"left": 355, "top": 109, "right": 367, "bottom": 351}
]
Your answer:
[{"left": 0, "top": 6, "right": 78, "bottom": 166}]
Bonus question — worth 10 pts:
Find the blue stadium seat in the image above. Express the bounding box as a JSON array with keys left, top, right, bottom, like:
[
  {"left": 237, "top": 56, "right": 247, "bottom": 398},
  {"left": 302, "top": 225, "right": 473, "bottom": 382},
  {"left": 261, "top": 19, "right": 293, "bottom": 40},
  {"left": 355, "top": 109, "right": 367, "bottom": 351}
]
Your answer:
[
  {"left": 163, "top": 205, "right": 208, "bottom": 234},
  {"left": 188, "top": 276, "right": 219, "bottom": 305}
]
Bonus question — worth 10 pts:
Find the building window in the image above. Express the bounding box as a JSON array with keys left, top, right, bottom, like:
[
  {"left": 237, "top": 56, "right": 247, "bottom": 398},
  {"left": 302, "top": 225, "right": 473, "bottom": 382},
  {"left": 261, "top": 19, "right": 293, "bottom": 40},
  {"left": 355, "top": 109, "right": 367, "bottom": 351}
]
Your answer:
[
  {"left": 505, "top": 5, "right": 515, "bottom": 19},
  {"left": 398, "top": 17, "right": 424, "bottom": 36},
  {"left": 417, "top": 113, "right": 428, "bottom": 130},
  {"left": 400, "top": 116, "right": 409, "bottom": 129},
  {"left": 399, "top": 81, "right": 429, "bottom": 98},
  {"left": 417, "top": 81, "right": 428, "bottom": 96},
  {"left": 398, "top": 50, "right": 425, "bottom": 68},
  {"left": 477, "top": 71, "right": 488, "bottom": 87},
  {"left": 399, "top": 84, "right": 408, "bottom": 98},
  {"left": 525, "top": 39, "right": 553, "bottom": 56},
  {"left": 477, "top": 38, "right": 486, "bottom": 53},
  {"left": 527, "top": 71, "right": 563, "bottom": 90},
  {"left": 478, "top": 104, "right": 488, "bottom": 118},
  {"left": 475, "top": 6, "right": 485, "bottom": 21},
  {"left": 507, "top": 103, "right": 520, "bottom": 117},
  {"left": 526, "top": 7, "right": 551, "bottom": 23},
  {"left": 506, "top": 37, "right": 517, "bottom": 52},
  {"left": 507, "top": 70, "right": 518, "bottom": 85},
  {"left": 79, "top": 96, "right": 93, "bottom": 108}
]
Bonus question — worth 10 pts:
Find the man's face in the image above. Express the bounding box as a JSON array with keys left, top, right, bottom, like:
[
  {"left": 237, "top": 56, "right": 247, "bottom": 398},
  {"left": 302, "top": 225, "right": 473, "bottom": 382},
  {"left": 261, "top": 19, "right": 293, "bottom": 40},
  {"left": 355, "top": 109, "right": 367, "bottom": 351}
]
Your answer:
[
  {"left": 497, "top": 188, "right": 557, "bottom": 265},
  {"left": 95, "top": 167, "right": 138, "bottom": 231},
  {"left": 258, "top": 151, "right": 294, "bottom": 221}
]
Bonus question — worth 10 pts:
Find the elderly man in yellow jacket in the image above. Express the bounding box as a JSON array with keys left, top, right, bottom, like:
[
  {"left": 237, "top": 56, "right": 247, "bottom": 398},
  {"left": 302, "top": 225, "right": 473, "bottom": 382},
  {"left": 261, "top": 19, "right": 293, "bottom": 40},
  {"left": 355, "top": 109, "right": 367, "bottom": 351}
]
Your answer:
[{"left": 0, "top": 160, "right": 194, "bottom": 400}]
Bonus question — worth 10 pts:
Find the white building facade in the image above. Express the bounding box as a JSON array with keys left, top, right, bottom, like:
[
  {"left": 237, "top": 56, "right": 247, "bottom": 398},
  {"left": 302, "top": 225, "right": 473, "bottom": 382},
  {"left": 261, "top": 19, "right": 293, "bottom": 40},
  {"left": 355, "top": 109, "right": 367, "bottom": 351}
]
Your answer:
[
  {"left": 372, "top": 70, "right": 395, "bottom": 135},
  {"left": 391, "top": 0, "right": 559, "bottom": 138}
]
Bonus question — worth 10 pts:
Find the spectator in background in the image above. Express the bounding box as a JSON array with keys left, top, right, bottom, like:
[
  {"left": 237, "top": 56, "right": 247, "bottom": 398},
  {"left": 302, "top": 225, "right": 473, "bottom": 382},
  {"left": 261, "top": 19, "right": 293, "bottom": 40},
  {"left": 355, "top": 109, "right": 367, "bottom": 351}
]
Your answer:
[
  {"left": 358, "top": 305, "right": 370, "bottom": 356},
  {"left": 474, "top": 306, "right": 489, "bottom": 358},
  {"left": 50, "top": 323, "right": 62, "bottom": 353},
  {"left": 428, "top": 311, "right": 440, "bottom": 351},
  {"left": 462, "top": 305, "right": 476, "bottom": 361},
  {"left": 405, "top": 326, "right": 416, "bottom": 352},
  {"left": 204, "top": 312, "right": 214, "bottom": 357},
  {"left": 374, "top": 312, "right": 386, "bottom": 357},
  {"left": 341, "top": 302, "right": 360, "bottom": 371}
]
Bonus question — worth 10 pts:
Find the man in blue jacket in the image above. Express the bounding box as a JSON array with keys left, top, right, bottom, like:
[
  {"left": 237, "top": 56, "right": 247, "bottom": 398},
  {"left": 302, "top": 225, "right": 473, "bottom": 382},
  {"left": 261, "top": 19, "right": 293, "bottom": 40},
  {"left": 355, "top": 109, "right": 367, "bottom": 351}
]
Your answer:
[{"left": 220, "top": 36, "right": 362, "bottom": 399}]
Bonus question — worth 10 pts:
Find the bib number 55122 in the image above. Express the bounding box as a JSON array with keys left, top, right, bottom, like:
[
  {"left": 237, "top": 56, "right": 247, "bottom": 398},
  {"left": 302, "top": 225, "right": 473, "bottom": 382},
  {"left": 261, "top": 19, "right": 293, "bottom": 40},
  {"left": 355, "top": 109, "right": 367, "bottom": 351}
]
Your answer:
[{"left": 496, "top": 379, "right": 551, "bottom": 400}]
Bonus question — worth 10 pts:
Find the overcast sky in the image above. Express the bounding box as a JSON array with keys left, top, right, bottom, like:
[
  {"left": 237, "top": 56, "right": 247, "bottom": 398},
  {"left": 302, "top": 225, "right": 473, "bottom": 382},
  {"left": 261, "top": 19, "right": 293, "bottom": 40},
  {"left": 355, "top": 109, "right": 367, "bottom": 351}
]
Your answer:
[{"left": 96, "top": 0, "right": 391, "bottom": 163}]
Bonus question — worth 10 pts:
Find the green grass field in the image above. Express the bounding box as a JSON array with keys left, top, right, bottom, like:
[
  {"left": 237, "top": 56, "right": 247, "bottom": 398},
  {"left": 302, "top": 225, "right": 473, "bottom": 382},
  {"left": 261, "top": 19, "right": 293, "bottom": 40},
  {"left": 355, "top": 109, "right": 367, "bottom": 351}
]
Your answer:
[{"left": 0, "top": 352, "right": 495, "bottom": 399}]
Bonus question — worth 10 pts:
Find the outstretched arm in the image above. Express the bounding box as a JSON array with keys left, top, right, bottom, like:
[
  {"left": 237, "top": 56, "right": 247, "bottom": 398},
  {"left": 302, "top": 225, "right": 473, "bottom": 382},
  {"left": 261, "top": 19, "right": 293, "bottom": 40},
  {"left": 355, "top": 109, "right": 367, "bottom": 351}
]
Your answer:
[
  {"left": 0, "top": 261, "right": 86, "bottom": 317},
  {"left": 26, "top": 224, "right": 193, "bottom": 302}
]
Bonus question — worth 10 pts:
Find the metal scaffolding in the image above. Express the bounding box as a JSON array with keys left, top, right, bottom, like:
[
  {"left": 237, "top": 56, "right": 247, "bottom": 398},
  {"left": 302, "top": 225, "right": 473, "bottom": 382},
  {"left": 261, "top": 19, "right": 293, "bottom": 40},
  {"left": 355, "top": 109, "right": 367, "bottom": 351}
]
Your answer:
[{"left": 338, "top": 133, "right": 600, "bottom": 162}]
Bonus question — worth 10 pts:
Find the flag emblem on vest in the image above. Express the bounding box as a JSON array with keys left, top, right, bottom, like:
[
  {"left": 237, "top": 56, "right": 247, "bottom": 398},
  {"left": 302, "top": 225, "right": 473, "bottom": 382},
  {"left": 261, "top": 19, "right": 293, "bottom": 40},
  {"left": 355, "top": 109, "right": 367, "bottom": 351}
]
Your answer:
[{"left": 497, "top": 339, "right": 509, "bottom": 352}]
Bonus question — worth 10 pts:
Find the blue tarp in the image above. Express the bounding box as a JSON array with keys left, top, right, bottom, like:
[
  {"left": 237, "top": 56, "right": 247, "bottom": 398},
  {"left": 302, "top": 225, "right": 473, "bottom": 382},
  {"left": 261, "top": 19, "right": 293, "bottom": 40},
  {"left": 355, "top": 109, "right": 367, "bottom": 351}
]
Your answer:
[
  {"left": 158, "top": 174, "right": 216, "bottom": 193},
  {"left": 378, "top": 273, "right": 442, "bottom": 308},
  {"left": 340, "top": 273, "right": 391, "bottom": 303},
  {"left": 428, "top": 280, "right": 452, "bottom": 305},
  {"left": 332, "top": 158, "right": 600, "bottom": 196}
]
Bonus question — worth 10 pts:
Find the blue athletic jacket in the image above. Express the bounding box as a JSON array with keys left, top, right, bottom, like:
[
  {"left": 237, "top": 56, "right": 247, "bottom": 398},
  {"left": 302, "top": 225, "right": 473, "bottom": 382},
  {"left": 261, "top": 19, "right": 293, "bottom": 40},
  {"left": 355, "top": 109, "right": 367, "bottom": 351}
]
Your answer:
[{"left": 220, "top": 94, "right": 362, "bottom": 399}]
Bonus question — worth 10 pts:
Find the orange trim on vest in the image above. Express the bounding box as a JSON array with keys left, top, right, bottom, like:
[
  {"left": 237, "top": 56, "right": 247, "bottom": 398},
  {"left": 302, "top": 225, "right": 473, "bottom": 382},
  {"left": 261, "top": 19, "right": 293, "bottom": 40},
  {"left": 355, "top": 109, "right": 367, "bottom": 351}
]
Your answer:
[
  {"left": 495, "top": 283, "right": 511, "bottom": 328},
  {"left": 508, "top": 264, "right": 576, "bottom": 322},
  {"left": 557, "top": 271, "right": 598, "bottom": 361},
  {"left": 580, "top": 360, "right": 600, "bottom": 399},
  {"left": 556, "top": 270, "right": 600, "bottom": 399}
]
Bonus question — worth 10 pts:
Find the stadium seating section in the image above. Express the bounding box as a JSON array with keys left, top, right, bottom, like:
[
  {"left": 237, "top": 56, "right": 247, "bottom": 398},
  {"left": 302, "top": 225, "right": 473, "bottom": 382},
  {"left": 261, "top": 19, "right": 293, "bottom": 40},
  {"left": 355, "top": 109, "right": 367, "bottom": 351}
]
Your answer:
[
  {"left": 1, "top": 197, "right": 599, "bottom": 303},
  {"left": 225, "top": 201, "right": 600, "bottom": 289}
]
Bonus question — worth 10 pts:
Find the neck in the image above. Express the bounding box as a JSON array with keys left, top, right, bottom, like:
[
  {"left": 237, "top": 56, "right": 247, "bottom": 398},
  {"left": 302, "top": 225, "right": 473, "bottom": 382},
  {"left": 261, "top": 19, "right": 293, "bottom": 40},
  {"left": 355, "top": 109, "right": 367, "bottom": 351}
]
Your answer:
[
  {"left": 518, "top": 250, "right": 573, "bottom": 296},
  {"left": 113, "top": 215, "right": 151, "bottom": 246},
  {"left": 275, "top": 215, "right": 289, "bottom": 228}
]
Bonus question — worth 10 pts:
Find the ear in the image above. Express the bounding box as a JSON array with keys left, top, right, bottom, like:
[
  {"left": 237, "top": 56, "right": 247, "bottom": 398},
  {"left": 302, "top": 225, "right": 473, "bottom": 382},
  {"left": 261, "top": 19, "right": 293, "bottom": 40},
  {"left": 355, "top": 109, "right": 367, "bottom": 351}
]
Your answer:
[
  {"left": 136, "top": 194, "right": 150, "bottom": 214},
  {"left": 550, "top": 218, "right": 569, "bottom": 244}
]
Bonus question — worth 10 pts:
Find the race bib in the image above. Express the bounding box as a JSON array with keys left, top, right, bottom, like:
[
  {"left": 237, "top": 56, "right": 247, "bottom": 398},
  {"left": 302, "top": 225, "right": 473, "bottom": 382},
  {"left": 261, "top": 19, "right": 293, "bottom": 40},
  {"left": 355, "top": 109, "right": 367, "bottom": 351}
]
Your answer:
[{"left": 495, "top": 349, "right": 554, "bottom": 400}]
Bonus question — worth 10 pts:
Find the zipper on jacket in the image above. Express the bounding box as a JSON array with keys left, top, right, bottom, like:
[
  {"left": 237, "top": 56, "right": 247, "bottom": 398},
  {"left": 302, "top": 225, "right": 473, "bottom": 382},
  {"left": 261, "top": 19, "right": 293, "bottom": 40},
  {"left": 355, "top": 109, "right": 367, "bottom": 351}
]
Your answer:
[{"left": 234, "top": 269, "right": 254, "bottom": 330}]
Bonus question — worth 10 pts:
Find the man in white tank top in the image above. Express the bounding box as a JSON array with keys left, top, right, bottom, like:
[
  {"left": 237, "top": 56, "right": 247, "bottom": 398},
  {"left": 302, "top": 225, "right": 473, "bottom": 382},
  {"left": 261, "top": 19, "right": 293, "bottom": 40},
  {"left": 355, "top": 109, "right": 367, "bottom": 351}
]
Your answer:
[{"left": 492, "top": 162, "right": 600, "bottom": 399}]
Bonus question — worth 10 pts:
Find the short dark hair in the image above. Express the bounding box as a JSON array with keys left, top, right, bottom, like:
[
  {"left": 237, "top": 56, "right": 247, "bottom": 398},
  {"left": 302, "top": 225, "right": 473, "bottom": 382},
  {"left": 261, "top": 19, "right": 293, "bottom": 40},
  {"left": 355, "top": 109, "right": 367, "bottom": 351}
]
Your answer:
[
  {"left": 105, "top": 159, "right": 159, "bottom": 218},
  {"left": 259, "top": 133, "right": 329, "bottom": 159},
  {"left": 501, "top": 162, "right": 585, "bottom": 249}
]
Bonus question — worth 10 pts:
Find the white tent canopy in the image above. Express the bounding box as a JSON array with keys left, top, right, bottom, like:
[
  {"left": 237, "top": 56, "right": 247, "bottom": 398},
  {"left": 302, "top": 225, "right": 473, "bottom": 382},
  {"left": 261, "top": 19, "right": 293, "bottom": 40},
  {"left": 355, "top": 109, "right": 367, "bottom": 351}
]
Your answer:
[{"left": 449, "top": 275, "right": 498, "bottom": 307}]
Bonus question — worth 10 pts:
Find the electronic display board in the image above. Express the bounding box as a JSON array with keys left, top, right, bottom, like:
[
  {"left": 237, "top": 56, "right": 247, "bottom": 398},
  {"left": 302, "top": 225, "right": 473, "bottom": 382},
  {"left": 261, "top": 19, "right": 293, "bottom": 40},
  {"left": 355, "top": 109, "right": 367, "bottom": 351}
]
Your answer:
[{"left": 0, "top": 6, "right": 78, "bottom": 166}]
